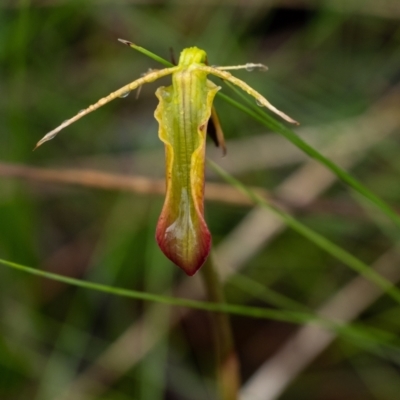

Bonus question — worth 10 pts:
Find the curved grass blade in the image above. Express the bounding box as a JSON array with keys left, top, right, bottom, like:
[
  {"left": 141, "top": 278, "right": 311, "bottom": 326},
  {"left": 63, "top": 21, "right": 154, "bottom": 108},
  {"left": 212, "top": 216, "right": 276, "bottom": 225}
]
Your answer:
[
  {"left": 0, "top": 257, "right": 321, "bottom": 324},
  {"left": 219, "top": 84, "right": 400, "bottom": 231},
  {"left": 1, "top": 257, "right": 400, "bottom": 355},
  {"left": 208, "top": 160, "right": 400, "bottom": 305},
  {"left": 119, "top": 39, "right": 174, "bottom": 68}
]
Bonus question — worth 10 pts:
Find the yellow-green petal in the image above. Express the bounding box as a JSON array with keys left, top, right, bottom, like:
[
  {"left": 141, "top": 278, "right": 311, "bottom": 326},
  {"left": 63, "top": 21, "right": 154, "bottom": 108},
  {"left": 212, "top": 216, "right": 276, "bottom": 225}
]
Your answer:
[{"left": 155, "top": 60, "right": 220, "bottom": 275}]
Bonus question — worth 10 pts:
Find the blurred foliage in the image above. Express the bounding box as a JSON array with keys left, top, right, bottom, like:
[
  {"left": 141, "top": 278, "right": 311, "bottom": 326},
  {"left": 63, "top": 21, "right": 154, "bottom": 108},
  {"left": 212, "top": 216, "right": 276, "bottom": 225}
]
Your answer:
[{"left": 1, "top": 1, "right": 400, "bottom": 399}]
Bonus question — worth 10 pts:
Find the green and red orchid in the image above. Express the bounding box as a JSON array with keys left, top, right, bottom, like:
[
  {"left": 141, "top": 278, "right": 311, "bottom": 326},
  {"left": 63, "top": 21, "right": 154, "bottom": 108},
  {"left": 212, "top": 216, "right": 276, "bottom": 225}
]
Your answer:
[{"left": 35, "top": 43, "right": 297, "bottom": 275}]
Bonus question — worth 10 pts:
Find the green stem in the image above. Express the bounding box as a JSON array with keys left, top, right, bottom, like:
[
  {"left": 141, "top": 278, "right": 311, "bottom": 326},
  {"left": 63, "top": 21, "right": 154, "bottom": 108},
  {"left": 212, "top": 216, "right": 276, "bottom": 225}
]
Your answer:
[{"left": 201, "top": 255, "right": 240, "bottom": 400}]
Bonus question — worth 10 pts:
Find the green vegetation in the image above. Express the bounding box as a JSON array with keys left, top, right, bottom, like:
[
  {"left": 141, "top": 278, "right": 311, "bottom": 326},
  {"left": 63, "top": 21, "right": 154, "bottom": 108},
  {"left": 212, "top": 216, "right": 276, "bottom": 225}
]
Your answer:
[{"left": 1, "top": 2, "right": 400, "bottom": 399}]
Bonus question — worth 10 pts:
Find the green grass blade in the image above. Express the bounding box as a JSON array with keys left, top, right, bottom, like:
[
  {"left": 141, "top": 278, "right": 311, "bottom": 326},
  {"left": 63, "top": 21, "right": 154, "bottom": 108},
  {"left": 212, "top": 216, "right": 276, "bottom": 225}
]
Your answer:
[
  {"left": 207, "top": 160, "right": 400, "bottom": 305},
  {"left": 119, "top": 39, "right": 174, "bottom": 67},
  {"left": 220, "top": 82, "right": 400, "bottom": 230},
  {"left": 1, "top": 257, "right": 399, "bottom": 356},
  {"left": 0, "top": 257, "right": 317, "bottom": 324}
]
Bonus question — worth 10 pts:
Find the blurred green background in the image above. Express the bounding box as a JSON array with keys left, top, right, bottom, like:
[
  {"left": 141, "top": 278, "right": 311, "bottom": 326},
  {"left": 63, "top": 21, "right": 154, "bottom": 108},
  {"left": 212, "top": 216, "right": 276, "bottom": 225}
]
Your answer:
[{"left": 1, "top": 1, "right": 400, "bottom": 399}]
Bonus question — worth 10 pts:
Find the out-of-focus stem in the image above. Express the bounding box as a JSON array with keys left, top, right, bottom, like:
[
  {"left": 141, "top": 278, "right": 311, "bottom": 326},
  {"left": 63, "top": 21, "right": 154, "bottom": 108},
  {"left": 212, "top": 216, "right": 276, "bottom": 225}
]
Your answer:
[{"left": 201, "top": 254, "right": 240, "bottom": 400}]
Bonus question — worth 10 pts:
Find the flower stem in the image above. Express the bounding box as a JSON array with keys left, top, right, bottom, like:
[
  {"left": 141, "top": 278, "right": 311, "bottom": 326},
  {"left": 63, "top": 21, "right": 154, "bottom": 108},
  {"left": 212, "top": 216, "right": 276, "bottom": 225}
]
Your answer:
[{"left": 201, "top": 254, "right": 240, "bottom": 400}]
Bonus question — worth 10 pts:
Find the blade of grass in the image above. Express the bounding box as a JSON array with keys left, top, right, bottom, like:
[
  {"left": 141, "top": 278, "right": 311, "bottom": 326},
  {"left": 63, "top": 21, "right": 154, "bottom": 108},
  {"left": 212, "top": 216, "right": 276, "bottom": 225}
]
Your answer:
[
  {"left": 207, "top": 160, "right": 400, "bottom": 305},
  {"left": 118, "top": 39, "right": 174, "bottom": 68},
  {"left": 0, "top": 254, "right": 387, "bottom": 348},
  {"left": 0, "top": 257, "right": 318, "bottom": 324},
  {"left": 220, "top": 81, "right": 400, "bottom": 230},
  {"left": 1, "top": 257, "right": 399, "bottom": 356}
]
